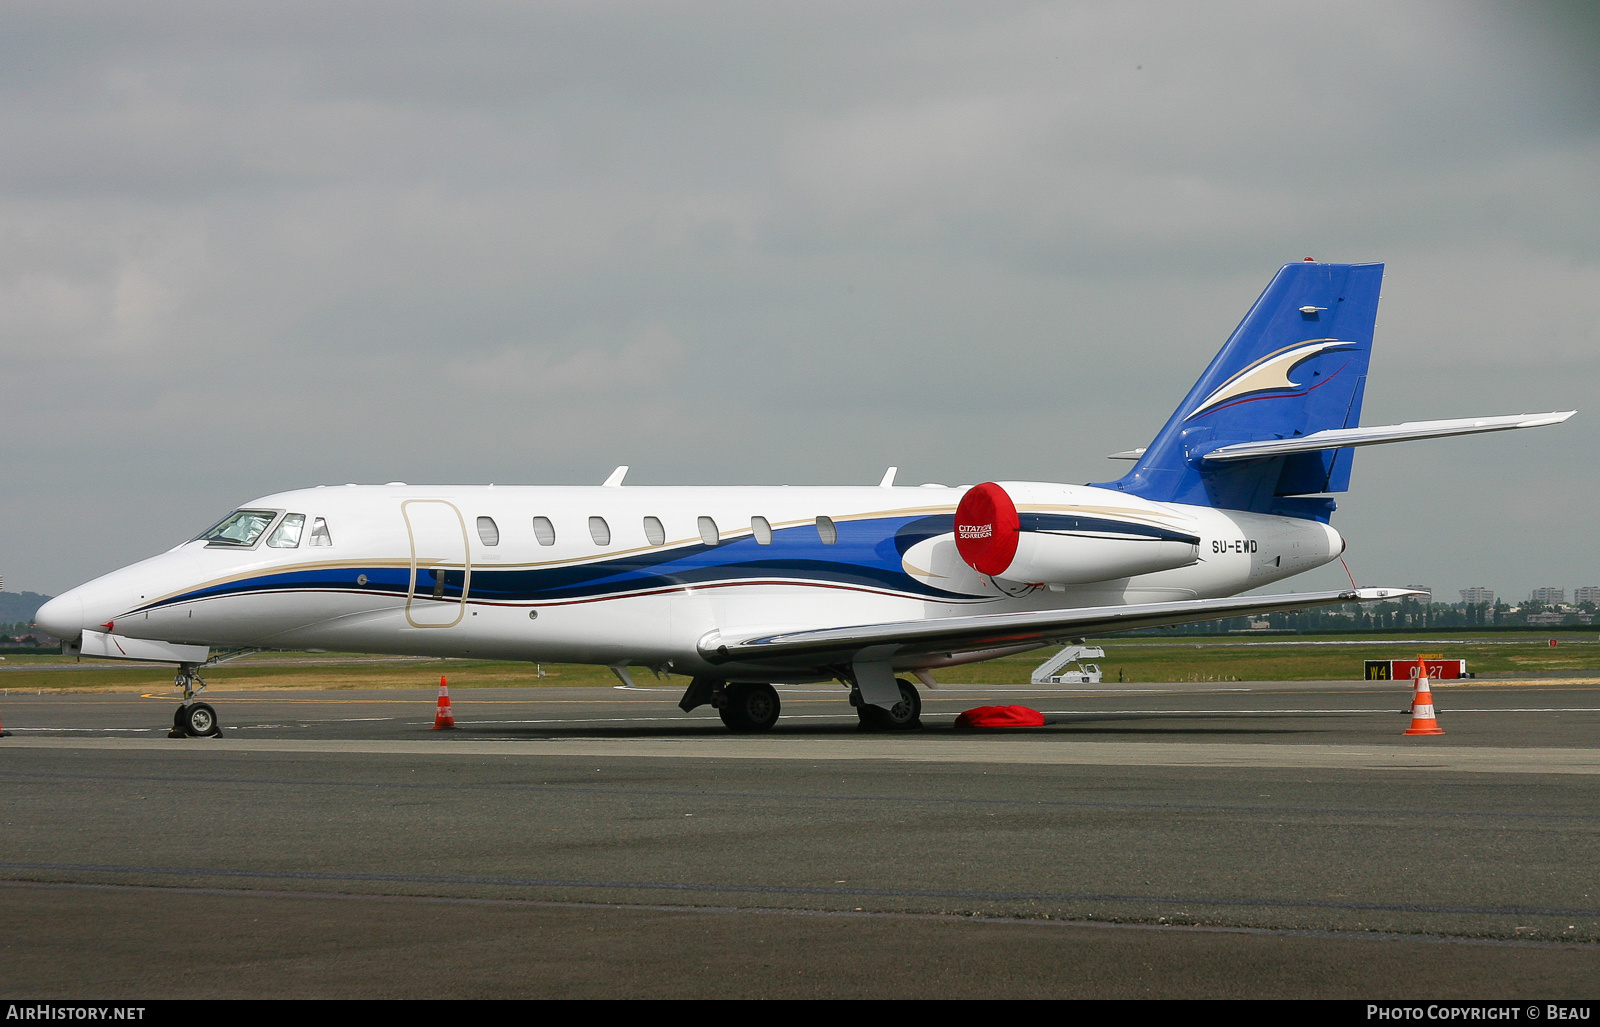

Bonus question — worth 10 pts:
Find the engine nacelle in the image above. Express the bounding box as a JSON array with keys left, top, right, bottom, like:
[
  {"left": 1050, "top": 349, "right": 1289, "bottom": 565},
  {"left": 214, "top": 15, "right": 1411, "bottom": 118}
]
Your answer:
[{"left": 954, "top": 481, "right": 1201, "bottom": 585}]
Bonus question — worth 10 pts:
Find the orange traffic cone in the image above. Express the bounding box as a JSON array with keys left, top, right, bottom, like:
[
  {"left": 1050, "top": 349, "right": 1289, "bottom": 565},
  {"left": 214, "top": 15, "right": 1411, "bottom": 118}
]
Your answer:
[
  {"left": 432, "top": 675, "right": 455, "bottom": 730},
  {"left": 1404, "top": 657, "right": 1444, "bottom": 736}
]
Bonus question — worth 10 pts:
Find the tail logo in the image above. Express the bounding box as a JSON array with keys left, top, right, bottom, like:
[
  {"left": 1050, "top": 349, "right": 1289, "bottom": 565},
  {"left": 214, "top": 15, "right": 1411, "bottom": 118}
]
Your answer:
[{"left": 1185, "top": 339, "right": 1356, "bottom": 420}]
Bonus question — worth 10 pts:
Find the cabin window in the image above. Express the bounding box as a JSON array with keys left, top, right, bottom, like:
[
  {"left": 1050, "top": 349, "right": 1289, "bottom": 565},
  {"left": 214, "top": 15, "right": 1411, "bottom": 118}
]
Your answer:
[
  {"left": 532, "top": 516, "right": 556, "bottom": 546},
  {"left": 816, "top": 516, "right": 838, "bottom": 545},
  {"left": 309, "top": 517, "right": 333, "bottom": 547},
  {"left": 643, "top": 516, "right": 666, "bottom": 547},
  {"left": 197, "top": 509, "right": 277, "bottom": 548},
  {"left": 476, "top": 516, "right": 500, "bottom": 547},
  {"left": 697, "top": 516, "right": 720, "bottom": 546},
  {"left": 751, "top": 516, "right": 773, "bottom": 545},
  {"left": 589, "top": 516, "right": 611, "bottom": 546},
  {"left": 266, "top": 513, "right": 306, "bottom": 549}
]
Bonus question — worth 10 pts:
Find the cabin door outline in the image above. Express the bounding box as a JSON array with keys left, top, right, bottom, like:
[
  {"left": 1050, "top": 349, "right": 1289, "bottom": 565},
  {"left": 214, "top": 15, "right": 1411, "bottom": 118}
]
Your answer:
[{"left": 403, "top": 499, "right": 472, "bottom": 628}]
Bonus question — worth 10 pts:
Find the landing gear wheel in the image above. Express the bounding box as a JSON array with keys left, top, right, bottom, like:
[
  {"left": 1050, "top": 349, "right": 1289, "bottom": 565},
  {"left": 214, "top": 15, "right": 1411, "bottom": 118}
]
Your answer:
[
  {"left": 169, "top": 663, "right": 217, "bottom": 737},
  {"left": 178, "top": 702, "right": 221, "bottom": 738},
  {"left": 859, "top": 679, "right": 922, "bottom": 731},
  {"left": 718, "top": 683, "right": 781, "bottom": 733}
]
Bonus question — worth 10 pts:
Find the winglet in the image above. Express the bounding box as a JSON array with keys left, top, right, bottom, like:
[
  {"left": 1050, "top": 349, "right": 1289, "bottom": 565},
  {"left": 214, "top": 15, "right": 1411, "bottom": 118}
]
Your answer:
[
  {"left": 602, "top": 466, "right": 629, "bottom": 487},
  {"left": 879, "top": 466, "right": 898, "bottom": 487}
]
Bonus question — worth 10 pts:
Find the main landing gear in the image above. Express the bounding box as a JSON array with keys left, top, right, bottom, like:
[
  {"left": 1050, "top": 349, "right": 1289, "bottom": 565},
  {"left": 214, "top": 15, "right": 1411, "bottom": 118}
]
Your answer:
[
  {"left": 853, "top": 678, "right": 922, "bottom": 731},
  {"left": 719, "top": 682, "right": 782, "bottom": 732},
  {"left": 677, "top": 678, "right": 782, "bottom": 732},
  {"left": 168, "top": 663, "right": 222, "bottom": 738},
  {"left": 679, "top": 675, "right": 923, "bottom": 732}
]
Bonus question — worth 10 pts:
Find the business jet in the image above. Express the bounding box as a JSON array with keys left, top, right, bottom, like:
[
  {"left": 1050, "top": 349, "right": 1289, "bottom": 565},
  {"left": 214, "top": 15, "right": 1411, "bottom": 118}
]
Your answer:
[{"left": 35, "top": 260, "right": 1572, "bottom": 737}]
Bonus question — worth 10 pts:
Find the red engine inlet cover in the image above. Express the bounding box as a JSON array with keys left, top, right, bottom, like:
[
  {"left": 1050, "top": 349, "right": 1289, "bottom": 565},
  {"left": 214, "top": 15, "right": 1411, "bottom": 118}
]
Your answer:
[{"left": 954, "top": 482, "right": 1020, "bottom": 576}]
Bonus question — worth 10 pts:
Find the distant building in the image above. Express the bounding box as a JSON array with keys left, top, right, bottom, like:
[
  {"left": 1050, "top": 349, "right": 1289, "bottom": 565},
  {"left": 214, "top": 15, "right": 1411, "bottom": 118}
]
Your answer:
[
  {"left": 1526, "top": 612, "right": 1568, "bottom": 626},
  {"left": 1459, "top": 587, "right": 1495, "bottom": 605},
  {"left": 0, "top": 629, "right": 56, "bottom": 647},
  {"left": 1530, "top": 587, "right": 1566, "bottom": 606},
  {"left": 1576, "top": 586, "right": 1600, "bottom": 606}
]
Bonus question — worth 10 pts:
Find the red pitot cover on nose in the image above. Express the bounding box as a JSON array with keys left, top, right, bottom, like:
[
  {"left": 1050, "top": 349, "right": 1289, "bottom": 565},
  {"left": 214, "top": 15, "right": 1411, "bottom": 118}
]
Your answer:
[{"left": 954, "top": 705, "right": 1046, "bottom": 728}]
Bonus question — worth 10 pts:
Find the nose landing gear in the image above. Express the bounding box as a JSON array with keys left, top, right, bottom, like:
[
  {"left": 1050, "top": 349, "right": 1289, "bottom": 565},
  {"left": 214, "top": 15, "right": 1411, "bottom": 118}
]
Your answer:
[{"left": 168, "top": 663, "right": 222, "bottom": 738}]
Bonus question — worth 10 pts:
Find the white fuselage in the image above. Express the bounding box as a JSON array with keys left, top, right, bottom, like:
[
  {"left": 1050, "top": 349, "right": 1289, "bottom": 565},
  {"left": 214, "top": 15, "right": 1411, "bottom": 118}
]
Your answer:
[{"left": 38, "top": 481, "right": 1343, "bottom": 680}]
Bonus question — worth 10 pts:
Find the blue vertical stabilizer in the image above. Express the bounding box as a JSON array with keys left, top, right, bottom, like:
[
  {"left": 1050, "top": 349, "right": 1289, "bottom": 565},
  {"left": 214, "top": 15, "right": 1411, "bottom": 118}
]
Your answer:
[{"left": 1092, "top": 261, "right": 1383, "bottom": 521}]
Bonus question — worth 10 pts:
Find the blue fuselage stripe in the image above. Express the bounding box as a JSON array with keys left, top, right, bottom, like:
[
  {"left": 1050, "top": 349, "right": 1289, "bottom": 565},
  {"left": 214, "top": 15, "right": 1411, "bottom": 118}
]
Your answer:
[{"left": 137, "top": 511, "right": 1188, "bottom": 612}]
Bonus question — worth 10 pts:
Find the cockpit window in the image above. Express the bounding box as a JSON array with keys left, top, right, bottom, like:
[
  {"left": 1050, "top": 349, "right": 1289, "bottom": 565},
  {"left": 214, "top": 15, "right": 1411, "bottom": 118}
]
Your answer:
[
  {"left": 309, "top": 517, "right": 333, "bottom": 547},
  {"left": 197, "top": 510, "right": 278, "bottom": 548},
  {"left": 266, "top": 513, "right": 306, "bottom": 549}
]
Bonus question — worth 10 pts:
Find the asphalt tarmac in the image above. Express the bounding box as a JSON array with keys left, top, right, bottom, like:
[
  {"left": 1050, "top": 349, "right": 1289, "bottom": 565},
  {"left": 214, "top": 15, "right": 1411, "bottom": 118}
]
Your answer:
[{"left": 2, "top": 679, "right": 1597, "bottom": 999}]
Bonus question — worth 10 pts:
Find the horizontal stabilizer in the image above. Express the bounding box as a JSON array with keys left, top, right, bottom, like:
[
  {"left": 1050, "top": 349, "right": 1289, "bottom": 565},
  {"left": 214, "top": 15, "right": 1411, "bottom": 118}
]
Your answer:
[
  {"left": 1202, "top": 411, "right": 1575, "bottom": 463},
  {"left": 702, "top": 587, "right": 1421, "bottom": 669}
]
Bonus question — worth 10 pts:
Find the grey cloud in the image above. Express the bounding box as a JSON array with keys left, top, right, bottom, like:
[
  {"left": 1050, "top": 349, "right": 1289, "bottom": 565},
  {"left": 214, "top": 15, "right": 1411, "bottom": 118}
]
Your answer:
[{"left": 0, "top": 1, "right": 1594, "bottom": 602}]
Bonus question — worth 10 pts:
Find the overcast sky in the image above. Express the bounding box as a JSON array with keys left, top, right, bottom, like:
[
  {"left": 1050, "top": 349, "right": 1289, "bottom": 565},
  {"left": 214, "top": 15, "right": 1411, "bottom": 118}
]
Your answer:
[{"left": 2, "top": 1, "right": 1596, "bottom": 602}]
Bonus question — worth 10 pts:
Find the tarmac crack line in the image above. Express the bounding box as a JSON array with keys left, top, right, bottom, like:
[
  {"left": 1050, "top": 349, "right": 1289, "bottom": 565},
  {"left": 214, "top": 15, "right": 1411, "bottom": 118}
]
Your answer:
[
  {"left": 0, "top": 878, "right": 1590, "bottom": 951},
  {"left": 2, "top": 860, "right": 1597, "bottom": 921}
]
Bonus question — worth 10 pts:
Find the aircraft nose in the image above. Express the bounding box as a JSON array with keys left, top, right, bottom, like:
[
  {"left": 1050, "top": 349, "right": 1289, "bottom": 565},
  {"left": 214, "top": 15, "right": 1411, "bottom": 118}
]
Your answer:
[{"left": 34, "top": 592, "right": 84, "bottom": 643}]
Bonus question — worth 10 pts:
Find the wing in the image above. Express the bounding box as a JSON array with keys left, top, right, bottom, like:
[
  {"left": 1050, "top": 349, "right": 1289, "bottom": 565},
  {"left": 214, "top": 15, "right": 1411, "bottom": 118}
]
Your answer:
[{"left": 700, "top": 586, "right": 1421, "bottom": 672}]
